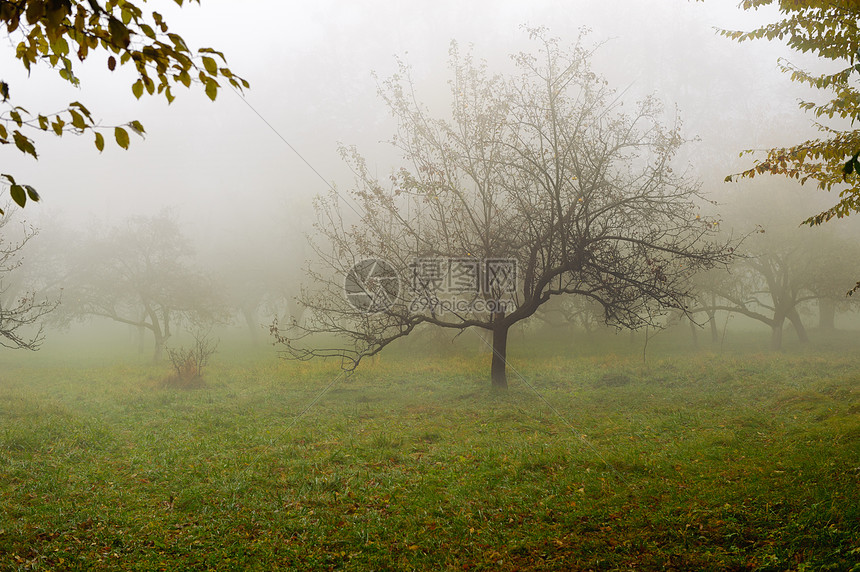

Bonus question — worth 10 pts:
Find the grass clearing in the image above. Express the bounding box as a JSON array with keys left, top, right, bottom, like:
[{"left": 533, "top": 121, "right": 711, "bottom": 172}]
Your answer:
[{"left": 1, "top": 338, "right": 858, "bottom": 570}]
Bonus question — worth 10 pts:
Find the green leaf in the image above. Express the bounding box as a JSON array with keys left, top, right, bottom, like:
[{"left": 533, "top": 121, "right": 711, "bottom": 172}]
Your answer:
[
  {"left": 70, "top": 102, "right": 93, "bottom": 119},
  {"left": 128, "top": 120, "right": 145, "bottom": 136},
  {"left": 198, "top": 47, "right": 226, "bottom": 63},
  {"left": 167, "top": 33, "right": 188, "bottom": 52},
  {"left": 69, "top": 109, "right": 87, "bottom": 130},
  {"left": 95, "top": 131, "right": 105, "bottom": 152},
  {"left": 12, "top": 131, "right": 37, "bottom": 158},
  {"left": 25, "top": 0, "right": 45, "bottom": 25},
  {"left": 45, "top": 2, "right": 67, "bottom": 28},
  {"left": 152, "top": 11, "right": 167, "bottom": 33},
  {"left": 10, "top": 184, "right": 26, "bottom": 208},
  {"left": 51, "top": 36, "right": 69, "bottom": 57},
  {"left": 108, "top": 16, "right": 131, "bottom": 49},
  {"left": 24, "top": 185, "right": 40, "bottom": 202},
  {"left": 202, "top": 56, "right": 218, "bottom": 75},
  {"left": 132, "top": 80, "right": 144, "bottom": 99},
  {"left": 114, "top": 126, "right": 130, "bottom": 150},
  {"left": 204, "top": 78, "right": 218, "bottom": 101}
]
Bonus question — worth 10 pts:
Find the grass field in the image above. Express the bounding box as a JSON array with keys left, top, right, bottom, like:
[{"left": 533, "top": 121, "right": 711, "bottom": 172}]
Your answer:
[{"left": 1, "top": 332, "right": 859, "bottom": 570}]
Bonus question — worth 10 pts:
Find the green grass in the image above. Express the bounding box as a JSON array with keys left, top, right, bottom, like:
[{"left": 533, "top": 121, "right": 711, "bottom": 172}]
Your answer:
[{"left": 1, "top": 338, "right": 859, "bottom": 570}]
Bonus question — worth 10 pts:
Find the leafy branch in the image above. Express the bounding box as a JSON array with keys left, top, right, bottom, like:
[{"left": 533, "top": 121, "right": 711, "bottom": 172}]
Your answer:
[{"left": 0, "top": 0, "right": 248, "bottom": 209}]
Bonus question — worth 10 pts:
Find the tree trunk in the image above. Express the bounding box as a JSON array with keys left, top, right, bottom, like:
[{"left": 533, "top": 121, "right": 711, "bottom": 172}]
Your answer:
[
  {"left": 787, "top": 307, "right": 809, "bottom": 343},
  {"left": 490, "top": 324, "right": 509, "bottom": 390},
  {"left": 153, "top": 340, "right": 164, "bottom": 362},
  {"left": 707, "top": 310, "right": 719, "bottom": 344},
  {"left": 689, "top": 317, "right": 699, "bottom": 349},
  {"left": 770, "top": 313, "right": 785, "bottom": 351},
  {"left": 145, "top": 305, "right": 165, "bottom": 363},
  {"left": 163, "top": 308, "right": 172, "bottom": 341},
  {"left": 582, "top": 316, "right": 593, "bottom": 333},
  {"left": 241, "top": 304, "right": 260, "bottom": 346},
  {"left": 818, "top": 298, "right": 836, "bottom": 331},
  {"left": 770, "top": 324, "right": 783, "bottom": 351},
  {"left": 152, "top": 328, "right": 165, "bottom": 362}
]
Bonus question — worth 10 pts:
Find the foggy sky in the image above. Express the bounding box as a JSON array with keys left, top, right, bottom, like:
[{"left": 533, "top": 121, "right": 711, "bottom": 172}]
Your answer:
[{"left": 0, "top": 0, "right": 829, "bottom": 244}]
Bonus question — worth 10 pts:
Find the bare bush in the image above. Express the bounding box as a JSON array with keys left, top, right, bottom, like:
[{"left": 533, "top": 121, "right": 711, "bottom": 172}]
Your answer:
[{"left": 164, "top": 331, "right": 218, "bottom": 389}]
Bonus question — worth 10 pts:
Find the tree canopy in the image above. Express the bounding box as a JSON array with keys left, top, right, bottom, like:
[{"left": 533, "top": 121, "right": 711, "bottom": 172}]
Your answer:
[
  {"left": 721, "top": 1, "right": 860, "bottom": 229},
  {"left": 0, "top": 0, "right": 247, "bottom": 213},
  {"left": 52, "top": 212, "right": 223, "bottom": 361},
  {"left": 275, "top": 30, "right": 733, "bottom": 389}
]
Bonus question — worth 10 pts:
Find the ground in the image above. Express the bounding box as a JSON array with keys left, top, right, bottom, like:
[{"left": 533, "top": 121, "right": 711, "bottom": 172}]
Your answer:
[{"left": 0, "top": 331, "right": 858, "bottom": 570}]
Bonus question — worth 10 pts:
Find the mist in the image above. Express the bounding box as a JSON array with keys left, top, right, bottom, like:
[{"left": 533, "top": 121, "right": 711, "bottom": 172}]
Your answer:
[
  {"left": 2, "top": 1, "right": 859, "bottom": 569},
  {"left": 4, "top": 0, "right": 849, "bottom": 355}
]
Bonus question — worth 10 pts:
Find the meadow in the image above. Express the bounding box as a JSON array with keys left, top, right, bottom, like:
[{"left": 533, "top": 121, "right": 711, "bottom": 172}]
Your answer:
[{"left": 1, "top": 330, "right": 858, "bottom": 571}]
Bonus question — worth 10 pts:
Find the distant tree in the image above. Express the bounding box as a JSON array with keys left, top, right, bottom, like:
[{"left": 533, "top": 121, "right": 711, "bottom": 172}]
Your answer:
[
  {"left": 693, "top": 185, "right": 859, "bottom": 349},
  {"left": 0, "top": 205, "right": 56, "bottom": 349},
  {"left": 274, "top": 31, "right": 734, "bottom": 390},
  {"left": 215, "top": 249, "right": 306, "bottom": 347},
  {"left": 700, "top": 233, "right": 815, "bottom": 351},
  {"left": 534, "top": 295, "right": 604, "bottom": 335},
  {"left": 55, "top": 212, "right": 222, "bottom": 361},
  {"left": 0, "top": 0, "right": 247, "bottom": 213},
  {"left": 721, "top": 0, "right": 860, "bottom": 294},
  {"left": 804, "top": 229, "right": 860, "bottom": 331},
  {"left": 687, "top": 267, "right": 737, "bottom": 345},
  {"left": 208, "top": 208, "right": 309, "bottom": 346}
]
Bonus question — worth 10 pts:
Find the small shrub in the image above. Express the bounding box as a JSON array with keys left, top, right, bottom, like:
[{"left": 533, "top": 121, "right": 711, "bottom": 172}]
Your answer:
[{"left": 164, "top": 331, "right": 218, "bottom": 389}]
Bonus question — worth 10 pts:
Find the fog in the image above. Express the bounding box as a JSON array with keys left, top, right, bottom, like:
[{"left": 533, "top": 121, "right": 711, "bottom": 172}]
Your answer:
[
  {"left": 0, "top": 0, "right": 856, "bottom": 359},
  {"left": 0, "top": 0, "right": 818, "bottom": 219},
  {"left": 3, "top": 2, "right": 860, "bottom": 569}
]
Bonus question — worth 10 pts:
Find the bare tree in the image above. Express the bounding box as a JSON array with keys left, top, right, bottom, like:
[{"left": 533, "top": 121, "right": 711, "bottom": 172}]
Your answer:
[
  {"left": 807, "top": 233, "right": 860, "bottom": 331},
  {"left": 0, "top": 206, "right": 56, "bottom": 350},
  {"left": 691, "top": 184, "right": 860, "bottom": 350},
  {"left": 275, "top": 30, "right": 733, "bottom": 389},
  {"left": 702, "top": 247, "right": 813, "bottom": 350},
  {"left": 534, "top": 295, "right": 605, "bottom": 335},
  {"left": 54, "top": 213, "right": 224, "bottom": 361}
]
